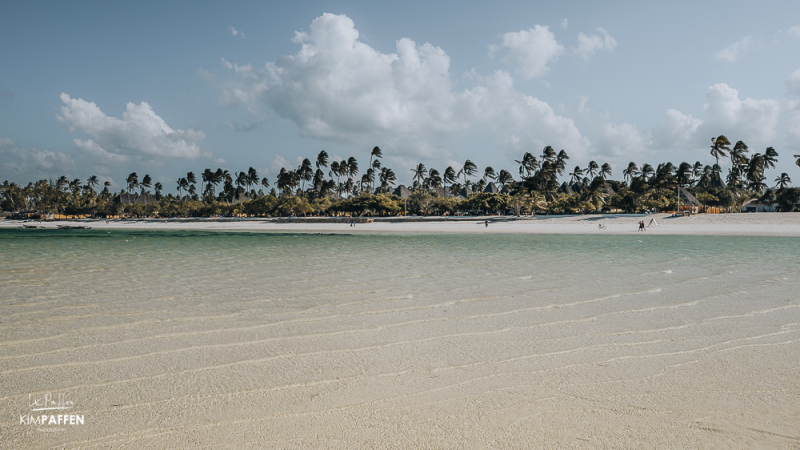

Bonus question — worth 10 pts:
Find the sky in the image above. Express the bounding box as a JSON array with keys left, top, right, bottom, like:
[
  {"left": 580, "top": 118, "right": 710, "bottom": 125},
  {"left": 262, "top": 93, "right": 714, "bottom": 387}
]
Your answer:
[{"left": 2, "top": 0, "right": 800, "bottom": 190}]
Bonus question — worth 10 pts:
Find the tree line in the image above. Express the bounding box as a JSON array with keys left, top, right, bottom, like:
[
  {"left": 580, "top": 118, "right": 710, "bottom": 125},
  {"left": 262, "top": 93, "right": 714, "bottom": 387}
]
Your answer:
[{"left": 3, "top": 137, "right": 800, "bottom": 218}]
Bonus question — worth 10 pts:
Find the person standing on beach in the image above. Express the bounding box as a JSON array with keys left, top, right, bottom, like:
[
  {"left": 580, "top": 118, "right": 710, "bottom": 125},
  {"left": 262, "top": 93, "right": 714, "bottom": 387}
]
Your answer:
[{"left": 485, "top": 220, "right": 488, "bottom": 228}]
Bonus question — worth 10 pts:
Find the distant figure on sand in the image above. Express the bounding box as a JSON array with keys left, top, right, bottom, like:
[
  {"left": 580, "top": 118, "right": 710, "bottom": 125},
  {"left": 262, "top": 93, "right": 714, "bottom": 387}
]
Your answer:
[
  {"left": 485, "top": 220, "right": 488, "bottom": 228},
  {"left": 638, "top": 220, "right": 646, "bottom": 231},
  {"left": 598, "top": 223, "right": 605, "bottom": 230}
]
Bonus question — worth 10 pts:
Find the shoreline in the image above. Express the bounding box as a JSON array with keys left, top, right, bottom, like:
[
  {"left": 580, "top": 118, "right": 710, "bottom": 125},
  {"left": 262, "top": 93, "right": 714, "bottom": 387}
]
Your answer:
[{"left": 2, "top": 212, "right": 799, "bottom": 236}]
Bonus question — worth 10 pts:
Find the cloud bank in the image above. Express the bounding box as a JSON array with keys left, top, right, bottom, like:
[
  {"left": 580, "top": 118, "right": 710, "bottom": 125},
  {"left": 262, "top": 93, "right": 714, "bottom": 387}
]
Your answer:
[
  {"left": 57, "top": 93, "right": 209, "bottom": 167},
  {"left": 494, "top": 25, "right": 564, "bottom": 79},
  {"left": 219, "top": 13, "right": 588, "bottom": 163},
  {"left": 574, "top": 28, "right": 617, "bottom": 60},
  {"left": 714, "top": 36, "right": 752, "bottom": 62},
  {"left": 0, "top": 136, "right": 76, "bottom": 180}
]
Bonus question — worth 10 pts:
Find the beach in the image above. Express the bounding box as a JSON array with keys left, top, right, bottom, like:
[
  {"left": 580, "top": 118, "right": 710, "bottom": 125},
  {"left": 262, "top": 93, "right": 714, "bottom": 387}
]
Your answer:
[
  {"left": 2, "top": 211, "right": 800, "bottom": 236},
  {"left": 2, "top": 221, "right": 800, "bottom": 448}
]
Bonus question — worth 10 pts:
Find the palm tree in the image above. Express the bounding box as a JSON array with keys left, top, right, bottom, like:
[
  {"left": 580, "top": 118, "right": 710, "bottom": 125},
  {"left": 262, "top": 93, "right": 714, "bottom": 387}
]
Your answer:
[
  {"left": 539, "top": 146, "right": 556, "bottom": 167},
  {"left": 297, "top": 158, "right": 313, "bottom": 191},
  {"left": 555, "top": 150, "right": 569, "bottom": 176},
  {"left": 368, "top": 146, "right": 382, "bottom": 166},
  {"left": 569, "top": 166, "right": 584, "bottom": 184},
  {"left": 346, "top": 157, "right": 359, "bottom": 179},
  {"left": 747, "top": 153, "right": 765, "bottom": 187},
  {"left": 343, "top": 177, "right": 354, "bottom": 197},
  {"left": 586, "top": 161, "right": 599, "bottom": 179},
  {"left": 748, "top": 175, "right": 767, "bottom": 193},
  {"left": 186, "top": 171, "right": 197, "bottom": 198},
  {"left": 247, "top": 167, "right": 259, "bottom": 192},
  {"left": 651, "top": 162, "right": 676, "bottom": 188},
  {"left": 763, "top": 147, "right": 779, "bottom": 171},
  {"left": 360, "top": 168, "right": 374, "bottom": 193},
  {"left": 774, "top": 173, "right": 792, "bottom": 189},
  {"left": 515, "top": 152, "right": 536, "bottom": 177},
  {"left": 215, "top": 169, "right": 226, "bottom": 196},
  {"left": 367, "top": 146, "right": 382, "bottom": 191},
  {"left": 474, "top": 178, "right": 487, "bottom": 194},
  {"left": 125, "top": 172, "right": 139, "bottom": 194},
  {"left": 176, "top": 177, "right": 187, "bottom": 197},
  {"left": 379, "top": 167, "right": 396, "bottom": 192},
  {"left": 692, "top": 161, "right": 704, "bottom": 181},
  {"left": 312, "top": 169, "right": 324, "bottom": 192},
  {"left": 622, "top": 162, "right": 639, "bottom": 184},
  {"left": 411, "top": 163, "right": 427, "bottom": 190},
  {"left": 443, "top": 166, "right": 456, "bottom": 195},
  {"left": 140, "top": 174, "right": 152, "bottom": 204},
  {"left": 600, "top": 163, "right": 612, "bottom": 180},
  {"left": 483, "top": 166, "right": 497, "bottom": 183},
  {"left": 202, "top": 169, "right": 214, "bottom": 197},
  {"left": 154, "top": 182, "right": 163, "bottom": 199},
  {"left": 497, "top": 169, "right": 514, "bottom": 191},
  {"left": 276, "top": 168, "right": 292, "bottom": 195},
  {"left": 710, "top": 135, "right": 731, "bottom": 168},
  {"left": 458, "top": 159, "right": 478, "bottom": 188},
  {"left": 640, "top": 163, "right": 654, "bottom": 182},
  {"left": 426, "top": 168, "right": 442, "bottom": 191},
  {"left": 316, "top": 150, "right": 329, "bottom": 171},
  {"left": 730, "top": 140, "right": 749, "bottom": 167},
  {"left": 794, "top": 154, "right": 800, "bottom": 170},
  {"left": 86, "top": 175, "right": 99, "bottom": 192},
  {"left": 235, "top": 171, "right": 248, "bottom": 194},
  {"left": 329, "top": 161, "right": 340, "bottom": 183},
  {"left": 676, "top": 162, "right": 693, "bottom": 187}
]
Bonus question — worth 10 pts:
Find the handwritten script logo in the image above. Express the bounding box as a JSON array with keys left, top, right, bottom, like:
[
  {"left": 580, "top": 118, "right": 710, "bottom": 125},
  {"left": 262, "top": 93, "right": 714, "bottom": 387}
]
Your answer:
[{"left": 28, "top": 392, "right": 75, "bottom": 411}]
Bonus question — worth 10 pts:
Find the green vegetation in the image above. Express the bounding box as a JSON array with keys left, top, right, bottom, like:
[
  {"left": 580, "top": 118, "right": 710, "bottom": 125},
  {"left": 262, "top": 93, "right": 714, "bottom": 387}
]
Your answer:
[{"left": 3, "top": 137, "right": 800, "bottom": 218}]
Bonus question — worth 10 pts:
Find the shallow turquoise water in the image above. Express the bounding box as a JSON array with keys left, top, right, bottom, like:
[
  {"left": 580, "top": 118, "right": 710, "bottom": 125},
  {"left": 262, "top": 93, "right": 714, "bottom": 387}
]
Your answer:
[{"left": 2, "top": 229, "right": 800, "bottom": 447}]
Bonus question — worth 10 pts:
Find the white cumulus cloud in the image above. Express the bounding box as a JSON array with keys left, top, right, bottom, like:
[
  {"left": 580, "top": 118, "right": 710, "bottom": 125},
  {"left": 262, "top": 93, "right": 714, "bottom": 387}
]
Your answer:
[
  {"left": 595, "top": 121, "right": 647, "bottom": 158},
  {"left": 219, "top": 13, "right": 587, "bottom": 162},
  {"left": 574, "top": 28, "right": 617, "bottom": 60},
  {"left": 652, "top": 109, "right": 704, "bottom": 151},
  {"left": 56, "top": 93, "right": 209, "bottom": 166},
  {"left": 702, "top": 83, "right": 780, "bottom": 142},
  {"left": 786, "top": 68, "right": 800, "bottom": 97},
  {"left": 789, "top": 26, "right": 800, "bottom": 38},
  {"left": 713, "top": 36, "right": 752, "bottom": 62},
  {"left": 493, "top": 25, "right": 564, "bottom": 79}
]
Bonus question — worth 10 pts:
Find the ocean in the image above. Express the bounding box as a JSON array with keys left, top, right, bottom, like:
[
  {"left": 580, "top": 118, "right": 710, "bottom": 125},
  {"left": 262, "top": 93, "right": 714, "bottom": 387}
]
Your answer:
[{"left": 2, "top": 228, "right": 800, "bottom": 447}]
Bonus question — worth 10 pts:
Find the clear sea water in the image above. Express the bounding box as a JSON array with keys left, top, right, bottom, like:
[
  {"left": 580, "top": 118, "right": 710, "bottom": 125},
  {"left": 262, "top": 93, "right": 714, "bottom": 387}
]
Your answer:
[{"left": 2, "top": 228, "right": 800, "bottom": 447}]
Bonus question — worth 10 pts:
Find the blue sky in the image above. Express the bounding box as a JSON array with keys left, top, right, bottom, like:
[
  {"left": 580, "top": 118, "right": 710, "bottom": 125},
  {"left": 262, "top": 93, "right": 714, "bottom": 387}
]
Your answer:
[{"left": 2, "top": 0, "right": 800, "bottom": 189}]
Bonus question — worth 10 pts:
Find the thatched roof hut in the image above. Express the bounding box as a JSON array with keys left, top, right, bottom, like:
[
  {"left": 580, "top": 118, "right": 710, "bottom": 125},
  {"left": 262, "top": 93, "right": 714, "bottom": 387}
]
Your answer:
[
  {"left": 603, "top": 180, "right": 615, "bottom": 196},
  {"left": 678, "top": 187, "right": 700, "bottom": 205},
  {"left": 433, "top": 186, "right": 452, "bottom": 197},
  {"left": 393, "top": 185, "right": 411, "bottom": 199}
]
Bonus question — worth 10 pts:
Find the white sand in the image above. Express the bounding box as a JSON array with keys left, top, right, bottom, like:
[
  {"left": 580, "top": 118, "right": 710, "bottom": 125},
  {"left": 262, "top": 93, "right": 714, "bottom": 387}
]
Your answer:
[{"left": 4, "top": 211, "right": 800, "bottom": 236}]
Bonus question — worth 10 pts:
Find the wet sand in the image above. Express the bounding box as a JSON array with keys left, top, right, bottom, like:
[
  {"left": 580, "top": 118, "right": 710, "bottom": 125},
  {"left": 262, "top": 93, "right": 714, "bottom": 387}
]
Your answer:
[{"left": 3, "top": 212, "right": 800, "bottom": 236}]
